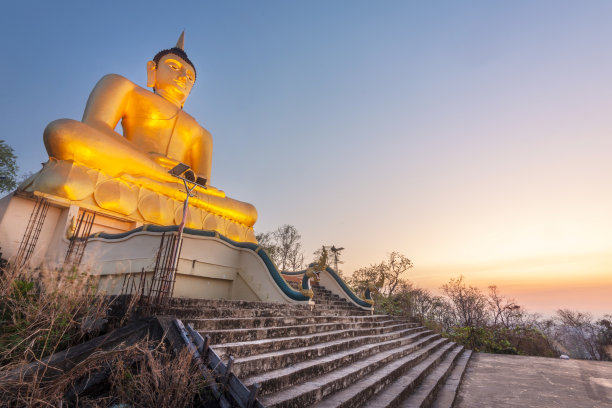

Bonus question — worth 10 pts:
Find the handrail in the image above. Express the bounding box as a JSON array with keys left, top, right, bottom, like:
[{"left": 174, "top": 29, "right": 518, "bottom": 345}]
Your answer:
[
  {"left": 174, "top": 319, "right": 263, "bottom": 408},
  {"left": 281, "top": 264, "right": 372, "bottom": 309}
]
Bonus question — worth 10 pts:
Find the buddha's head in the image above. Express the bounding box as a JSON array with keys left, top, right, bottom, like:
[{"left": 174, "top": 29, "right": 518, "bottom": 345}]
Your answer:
[{"left": 147, "top": 32, "right": 196, "bottom": 108}]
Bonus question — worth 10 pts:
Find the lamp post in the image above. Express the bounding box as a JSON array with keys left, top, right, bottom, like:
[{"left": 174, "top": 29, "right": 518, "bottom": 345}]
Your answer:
[
  {"left": 330, "top": 245, "right": 344, "bottom": 273},
  {"left": 167, "top": 163, "right": 207, "bottom": 297}
]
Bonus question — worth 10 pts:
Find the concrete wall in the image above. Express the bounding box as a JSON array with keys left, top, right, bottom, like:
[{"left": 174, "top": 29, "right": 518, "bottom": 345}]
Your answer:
[
  {"left": 0, "top": 193, "right": 141, "bottom": 270},
  {"left": 84, "top": 231, "right": 307, "bottom": 304},
  {"left": 0, "top": 193, "right": 66, "bottom": 267},
  {"left": 0, "top": 193, "right": 306, "bottom": 305}
]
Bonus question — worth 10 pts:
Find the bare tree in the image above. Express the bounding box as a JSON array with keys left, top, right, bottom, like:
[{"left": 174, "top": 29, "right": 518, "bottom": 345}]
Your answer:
[
  {"left": 554, "top": 309, "right": 601, "bottom": 360},
  {"left": 348, "top": 251, "right": 413, "bottom": 296},
  {"left": 487, "top": 285, "right": 523, "bottom": 328},
  {"left": 257, "top": 225, "right": 304, "bottom": 272},
  {"left": 596, "top": 316, "right": 612, "bottom": 361},
  {"left": 441, "top": 275, "right": 488, "bottom": 328},
  {"left": 274, "top": 225, "right": 304, "bottom": 271},
  {"left": 428, "top": 295, "right": 455, "bottom": 332},
  {"left": 255, "top": 225, "right": 304, "bottom": 271},
  {"left": 410, "top": 287, "right": 434, "bottom": 322},
  {"left": 349, "top": 263, "right": 383, "bottom": 294},
  {"left": 383, "top": 252, "right": 413, "bottom": 296},
  {"left": 255, "top": 231, "right": 278, "bottom": 260}
]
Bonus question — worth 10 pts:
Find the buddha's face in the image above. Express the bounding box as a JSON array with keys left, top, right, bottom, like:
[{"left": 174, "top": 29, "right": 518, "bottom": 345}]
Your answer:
[{"left": 147, "top": 54, "right": 196, "bottom": 107}]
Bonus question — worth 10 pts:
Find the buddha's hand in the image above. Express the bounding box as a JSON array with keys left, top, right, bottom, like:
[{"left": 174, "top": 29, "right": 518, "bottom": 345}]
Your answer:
[{"left": 148, "top": 152, "right": 181, "bottom": 170}]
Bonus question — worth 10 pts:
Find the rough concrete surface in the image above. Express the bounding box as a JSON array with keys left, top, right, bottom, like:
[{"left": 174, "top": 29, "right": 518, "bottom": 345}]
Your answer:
[{"left": 455, "top": 353, "right": 612, "bottom": 407}]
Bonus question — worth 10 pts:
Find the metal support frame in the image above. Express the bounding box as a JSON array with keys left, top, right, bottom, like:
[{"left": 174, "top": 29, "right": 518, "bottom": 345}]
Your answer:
[
  {"left": 64, "top": 209, "right": 96, "bottom": 270},
  {"left": 147, "top": 232, "right": 181, "bottom": 311},
  {"left": 13, "top": 196, "right": 50, "bottom": 270},
  {"left": 164, "top": 162, "right": 207, "bottom": 300}
]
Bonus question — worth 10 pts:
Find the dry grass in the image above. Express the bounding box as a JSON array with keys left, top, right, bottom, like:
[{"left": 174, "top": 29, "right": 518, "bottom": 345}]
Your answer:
[
  {"left": 0, "top": 266, "right": 110, "bottom": 368},
  {"left": 0, "top": 339, "right": 211, "bottom": 407},
  {"left": 0, "top": 266, "right": 213, "bottom": 406},
  {"left": 109, "top": 342, "right": 210, "bottom": 408}
]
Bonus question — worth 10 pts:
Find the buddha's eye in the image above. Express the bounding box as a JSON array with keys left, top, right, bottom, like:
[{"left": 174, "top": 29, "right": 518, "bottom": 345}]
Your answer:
[{"left": 187, "top": 73, "right": 194, "bottom": 82}]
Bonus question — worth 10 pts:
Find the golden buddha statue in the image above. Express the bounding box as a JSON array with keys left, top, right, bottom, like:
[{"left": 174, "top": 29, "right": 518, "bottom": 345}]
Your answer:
[{"left": 21, "top": 33, "right": 257, "bottom": 242}]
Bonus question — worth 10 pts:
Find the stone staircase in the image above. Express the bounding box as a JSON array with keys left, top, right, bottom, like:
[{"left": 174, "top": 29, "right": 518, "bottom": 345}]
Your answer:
[{"left": 165, "top": 283, "right": 471, "bottom": 407}]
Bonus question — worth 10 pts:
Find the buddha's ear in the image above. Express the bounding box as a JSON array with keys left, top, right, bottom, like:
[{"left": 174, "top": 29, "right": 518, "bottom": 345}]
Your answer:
[{"left": 146, "top": 61, "right": 156, "bottom": 88}]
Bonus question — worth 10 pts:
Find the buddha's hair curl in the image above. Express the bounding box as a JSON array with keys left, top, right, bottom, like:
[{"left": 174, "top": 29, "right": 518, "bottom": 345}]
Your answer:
[{"left": 153, "top": 47, "right": 197, "bottom": 81}]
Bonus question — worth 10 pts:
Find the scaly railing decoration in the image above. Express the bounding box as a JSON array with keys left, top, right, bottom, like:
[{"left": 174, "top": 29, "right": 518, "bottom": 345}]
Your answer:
[
  {"left": 282, "top": 265, "right": 373, "bottom": 309},
  {"left": 362, "top": 282, "right": 379, "bottom": 305},
  {"left": 298, "top": 246, "right": 328, "bottom": 299},
  {"left": 299, "top": 269, "right": 319, "bottom": 299}
]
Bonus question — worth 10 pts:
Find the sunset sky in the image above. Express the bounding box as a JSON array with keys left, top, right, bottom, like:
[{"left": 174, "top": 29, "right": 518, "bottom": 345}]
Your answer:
[{"left": 1, "top": 1, "right": 611, "bottom": 316}]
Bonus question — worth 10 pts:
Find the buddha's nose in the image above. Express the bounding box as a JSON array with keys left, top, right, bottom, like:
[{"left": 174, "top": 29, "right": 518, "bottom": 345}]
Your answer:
[{"left": 176, "top": 71, "right": 187, "bottom": 85}]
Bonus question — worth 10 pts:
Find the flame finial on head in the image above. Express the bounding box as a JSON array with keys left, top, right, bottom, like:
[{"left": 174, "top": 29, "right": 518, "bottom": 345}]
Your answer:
[
  {"left": 151, "top": 31, "right": 196, "bottom": 81},
  {"left": 176, "top": 31, "right": 185, "bottom": 50}
]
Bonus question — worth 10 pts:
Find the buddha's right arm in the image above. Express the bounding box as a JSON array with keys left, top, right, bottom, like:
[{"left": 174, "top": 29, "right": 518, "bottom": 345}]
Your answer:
[{"left": 82, "top": 74, "right": 135, "bottom": 138}]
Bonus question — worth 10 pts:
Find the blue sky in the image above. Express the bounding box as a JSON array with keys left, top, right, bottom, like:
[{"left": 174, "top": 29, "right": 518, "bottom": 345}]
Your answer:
[{"left": 1, "top": 1, "right": 611, "bottom": 315}]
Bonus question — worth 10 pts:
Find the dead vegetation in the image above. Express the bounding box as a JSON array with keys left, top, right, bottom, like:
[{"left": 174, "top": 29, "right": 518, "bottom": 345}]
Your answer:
[
  {"left": 0, "top": 266, "right": 110, "bottom": 368},
  {"left": 0, "top": 266, "right": 215, "bottom": 407},
  {"left": 0, "top": 338, "right": 212, "bottom": 407},
  {"left": 109, "top": 343, "right": 210, "bottom": 407}
]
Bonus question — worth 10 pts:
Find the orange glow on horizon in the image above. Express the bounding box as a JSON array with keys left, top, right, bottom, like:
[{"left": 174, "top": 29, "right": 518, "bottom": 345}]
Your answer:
[{"left": 409, "top": 250, "right": 612, "bottom": 316}]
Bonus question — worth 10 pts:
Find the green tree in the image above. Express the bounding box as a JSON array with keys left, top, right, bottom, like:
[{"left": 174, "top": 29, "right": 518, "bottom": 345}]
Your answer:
[{"left": 0, "top": 140, "right": 18, "bottom": 192}]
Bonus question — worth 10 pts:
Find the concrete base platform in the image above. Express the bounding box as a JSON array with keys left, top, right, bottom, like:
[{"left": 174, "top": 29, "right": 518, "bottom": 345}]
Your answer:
[{"left": 456, "top": 353, "right": 612, "bottom": 407}]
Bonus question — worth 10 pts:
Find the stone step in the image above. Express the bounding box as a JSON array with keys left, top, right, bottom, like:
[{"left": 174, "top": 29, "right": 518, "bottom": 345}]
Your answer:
[
  {"left": 316, "top": 308, "right": 371, "bottom": 316},
  {"left": 430, "top": 349, "right": 472, "bottom": 408},
  {"left": 163, "top": 306, "right": 324, "bottom": 319},
  {"left": 315, "top": 294, "right": 341, "bottom": 301},
  {"left": 364, "top": 343, "right": 462, "bottom": 408},
  {"left": 166, "top": 304, "right": 369, "bottom": 319},
  {"left": 313, "top": 290, "right": 339, "bottom": 297},
  {"left": 258, "top": 336, "right": 448, "bottom": 407},
  {"left": 246, "top": 332, "right": 441, "bottom": 397},
  {"left": 200, "top": 319, "right": 415, "bottom": 344},
  {"left": 314, "top": 291, "right": 339, "bottom": 297},
  {"left": 397, "top": 345, "right": 464, "bottom": 408},
  {"left": 315, "top": 304, "right": 363, "bottom": 311},
  {"left": 317, "top": 299, "right": 344, "bottom": 304},
  {"left": 316, "top": 295, "right": 350, "bottom": 301},
  {"left": 184, "top": 314, "right": 400, "bottom": 330},
  {"left": 315, "top": 301, "right": 366, "bottom": 308},
  {"left": 316, "top": 307, "right": 369, "bottom": 314},
  {"left": 211, "top": 323, "right": 422, "bottom": 359},
  {"left": 167, "top": 297, "right": 308, "bottom": 310},
  {"left": 162, "top": 289, "right": 467, "bottom": 407},
  {"left": 231, "top": 327, "right": 431, "bottom": 378},
  {"left": 315, "top": 293, "right": 342, "bottom": 299}
]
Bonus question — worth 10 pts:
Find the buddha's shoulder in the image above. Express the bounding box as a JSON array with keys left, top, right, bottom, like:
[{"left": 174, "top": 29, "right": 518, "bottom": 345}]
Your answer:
[{"left": 95, "top": 74, "right": 138, "bottom": 91}]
